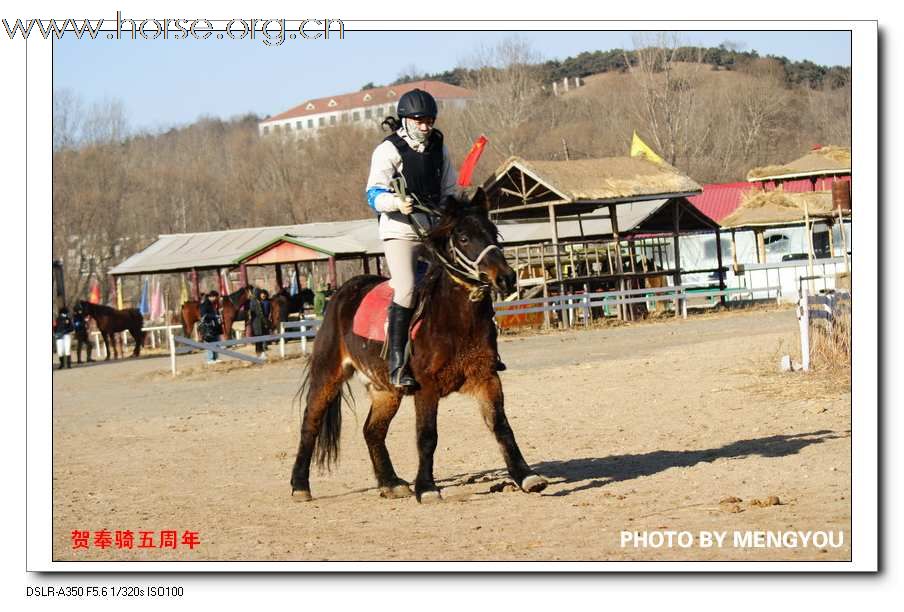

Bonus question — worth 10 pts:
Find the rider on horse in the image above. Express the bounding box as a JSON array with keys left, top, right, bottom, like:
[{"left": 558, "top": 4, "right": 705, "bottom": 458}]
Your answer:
[
  {"left": 365, "top": 88, "right": 458, "bottom": 388},
  {"left": 366, "top": 89, "right": 506, "bottom": 389}
]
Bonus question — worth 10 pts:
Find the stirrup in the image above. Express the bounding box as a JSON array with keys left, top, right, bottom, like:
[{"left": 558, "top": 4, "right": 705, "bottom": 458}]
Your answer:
[{"left": 390, "top": 367, "right": 418, "bottom": 389}]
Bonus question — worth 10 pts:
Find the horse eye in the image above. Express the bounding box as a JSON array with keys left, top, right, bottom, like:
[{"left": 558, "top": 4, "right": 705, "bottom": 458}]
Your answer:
[{"left": 457, "top": 234, "right": 469, "bottom": 245}]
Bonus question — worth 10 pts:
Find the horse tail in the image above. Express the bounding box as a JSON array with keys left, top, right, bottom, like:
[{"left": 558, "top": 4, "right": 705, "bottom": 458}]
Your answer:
[{"left": 297, "top": 297, "right": 353, "bottom": 472}]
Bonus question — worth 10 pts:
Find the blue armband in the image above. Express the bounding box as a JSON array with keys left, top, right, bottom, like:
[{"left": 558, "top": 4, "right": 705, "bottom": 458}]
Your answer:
[{"left": 366, "top": 187, "right": 391, "bottom": 211}]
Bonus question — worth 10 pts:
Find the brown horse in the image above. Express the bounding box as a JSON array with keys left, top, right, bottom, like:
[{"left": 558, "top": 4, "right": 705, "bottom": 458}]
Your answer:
[
  {"left": 290, "top": 188, "right": 548, "bottom": 503},
  {"left": 180, "top": 300, "right": 200, "bottom": 339},
  {"left": 221, "top": 286, "right": 252, "bottom": 339},
  {"left": 77, "top": 300, "right": 145, "bottom": 359}
]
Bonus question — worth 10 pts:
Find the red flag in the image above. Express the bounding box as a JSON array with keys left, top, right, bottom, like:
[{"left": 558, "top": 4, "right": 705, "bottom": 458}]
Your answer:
[
  {"left": 88, "top": 278, "right": 101, "bottom": 304},
  {"left": 457, "top": 135, "right": 488, "bottom": 187}
]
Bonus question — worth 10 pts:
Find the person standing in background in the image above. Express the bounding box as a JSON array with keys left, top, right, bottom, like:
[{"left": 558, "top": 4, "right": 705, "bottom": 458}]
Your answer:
[
  {"left": 199, "top": 291, "right": 223, "bottom": 364},
  {"left": 53, "top": 307, "right": 74, "bottom": 370}
]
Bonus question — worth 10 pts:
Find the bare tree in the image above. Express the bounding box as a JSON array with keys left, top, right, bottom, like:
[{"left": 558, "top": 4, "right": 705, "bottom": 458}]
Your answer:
[
  {"left": 53, "top": 89, "right": 83, "bottom": 151},
  {"left": 625, "top": 33, "right": 708, "bottom": 168},
  {"left": 459, "top": 36, "right": 550, "bottom": 157}
]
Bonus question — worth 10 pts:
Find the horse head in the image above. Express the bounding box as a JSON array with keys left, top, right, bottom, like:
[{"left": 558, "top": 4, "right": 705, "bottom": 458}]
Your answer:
[{"left": 428, "top": 187, "right": 516, "bottom": 296}]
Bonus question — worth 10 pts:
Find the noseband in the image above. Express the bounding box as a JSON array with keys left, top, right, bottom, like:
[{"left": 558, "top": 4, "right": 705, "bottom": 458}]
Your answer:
[{"left": 451, "top": 243, "right": 503, "bottom": 280}]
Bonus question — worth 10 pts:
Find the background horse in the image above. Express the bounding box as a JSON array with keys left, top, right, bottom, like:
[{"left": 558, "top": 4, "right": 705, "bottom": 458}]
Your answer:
[
  {"left": 77, "top": 300, "right": 145, "bottom": 359},
  {"left": 221, "top": 285, "right": 252, "bottom": 339},
  {"left": 290, "top": 188, "right": 547, "bottom": 503},
  {"left": 72, "top": 307, "right": 93, "bottom": 363},
  {"left": 181, "top": 300, "right": 200, "bottom": 339},
  {"left": 269, "top": 287, "right": 316, "bottom": 331}
]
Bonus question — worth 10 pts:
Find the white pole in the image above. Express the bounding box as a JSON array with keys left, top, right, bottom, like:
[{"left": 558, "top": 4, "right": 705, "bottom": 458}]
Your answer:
[
  {"left": 837, "top": 208, "right": 850, "bottom": 274},
  {"left": 168, "top": 326, "right": 176, "bottom": 376},
  {"left": 799, "top": 285, "right": 810, "bottom": 372},
  {"left": 93, "top": 332, "right": 101, "bottom": 358},
  {"left": 301, "top": 321, "right": 308, "bottom": 354},
  {"left": 279, "top": 322, "right": 286, "bottom": 358}
]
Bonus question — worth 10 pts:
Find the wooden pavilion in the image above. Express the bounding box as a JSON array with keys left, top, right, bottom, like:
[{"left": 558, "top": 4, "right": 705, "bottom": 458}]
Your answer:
[{"left": 481, "top": 156, "right": 720, "bottom": 317}]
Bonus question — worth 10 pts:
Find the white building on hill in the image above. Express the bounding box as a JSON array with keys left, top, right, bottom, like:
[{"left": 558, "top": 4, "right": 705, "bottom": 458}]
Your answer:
[{"left": 258, "top": 80, "right": 475, "bottom": 137}]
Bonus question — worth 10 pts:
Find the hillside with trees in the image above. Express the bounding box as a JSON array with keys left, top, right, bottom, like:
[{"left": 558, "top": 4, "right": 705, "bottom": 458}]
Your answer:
[{"left": 52, "top": 37, "right": 850, "bottom": 304}]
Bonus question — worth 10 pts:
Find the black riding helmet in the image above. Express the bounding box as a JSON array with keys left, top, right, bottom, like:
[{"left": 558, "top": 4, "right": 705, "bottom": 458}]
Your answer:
[{"left": 397, "top": 89, "right": 438, "bottom": 119}]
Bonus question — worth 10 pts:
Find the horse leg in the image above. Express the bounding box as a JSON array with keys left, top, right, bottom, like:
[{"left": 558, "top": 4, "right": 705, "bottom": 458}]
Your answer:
[
  {"left": 413, "top": 389, "right": 442, "bottom": 503},
  {"left": 103, "top": 333, "right": 111, "bottom": 361},
  {"left": 473, "top": 375, "right": 547, "bottom": 493},
  {"left": 362, "top": 388, "right": 410, "bottom": 499},
  {"left": 132, "top": 328, "right": 142, "bottom": 357},
  {"left": 289, "top": 361, "right": 347, "bottom": 502}
]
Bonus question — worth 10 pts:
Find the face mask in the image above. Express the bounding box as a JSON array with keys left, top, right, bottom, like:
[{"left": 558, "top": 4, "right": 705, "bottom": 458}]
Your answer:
[{"left": 405, "top": 118, "right": 431, "bottom": 144}]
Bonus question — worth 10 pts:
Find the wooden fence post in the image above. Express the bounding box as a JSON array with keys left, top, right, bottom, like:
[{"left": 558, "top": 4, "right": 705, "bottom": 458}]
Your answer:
[
  {"left": 799, "top": 285, "right": 810, "bottom": 372},
  {"left": 279, "top": 322, "right": 286, "bottom": 358},
  {"left": 168, "top": 326, "right": 177, "bottom": 376}
]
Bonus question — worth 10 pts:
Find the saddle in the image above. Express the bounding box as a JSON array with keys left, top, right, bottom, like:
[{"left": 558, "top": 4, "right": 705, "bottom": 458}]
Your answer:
[{"left": 352, "top": 281, "right": 423, "bottom": 343}]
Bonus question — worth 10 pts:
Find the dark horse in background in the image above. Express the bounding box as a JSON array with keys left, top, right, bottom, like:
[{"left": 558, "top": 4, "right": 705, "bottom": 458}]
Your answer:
[
  {"left": 221, "top": 285, "right": 253, "bottom": 339},
  {"left": 269, "top": 287, "right": 316, "bottom": 331},
  {"left": 180, "top": 286, "right": 253, "bottom": 340},
  {"left": 290, "top": 188, "right": 547, "bottom": 503},
  {"left": 76, "top": 300, "right": 145, "bottom": 359}
]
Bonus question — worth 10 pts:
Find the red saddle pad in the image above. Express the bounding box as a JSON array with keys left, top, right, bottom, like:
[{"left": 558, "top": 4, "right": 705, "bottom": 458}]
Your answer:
[{"left": 352, "top": 281, "right": 422, "bottom": 343}]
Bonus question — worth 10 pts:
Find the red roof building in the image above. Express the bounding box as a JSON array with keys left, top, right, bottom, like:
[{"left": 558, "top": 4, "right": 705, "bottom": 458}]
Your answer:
[
  {"left": 258, "top": 80, "right": 475, "bottom": 137},
  {"left": 690, "top": 176, "right": 852, "bottom": 224}
]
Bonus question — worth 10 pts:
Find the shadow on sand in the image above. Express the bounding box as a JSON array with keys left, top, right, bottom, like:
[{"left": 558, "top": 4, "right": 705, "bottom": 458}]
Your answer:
[{"left": 440, "top": 429, "right": 848, "bottom": 497}]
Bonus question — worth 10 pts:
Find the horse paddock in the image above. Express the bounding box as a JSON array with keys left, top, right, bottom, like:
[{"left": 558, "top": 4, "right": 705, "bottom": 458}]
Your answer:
[{"left": 51, "top": 307, "right": 851, "bottom": 562}]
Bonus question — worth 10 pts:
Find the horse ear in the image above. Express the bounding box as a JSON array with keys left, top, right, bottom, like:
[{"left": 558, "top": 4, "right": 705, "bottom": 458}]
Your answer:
[{"left": 470, "top": 187, "right": 489, "bottom": 212}]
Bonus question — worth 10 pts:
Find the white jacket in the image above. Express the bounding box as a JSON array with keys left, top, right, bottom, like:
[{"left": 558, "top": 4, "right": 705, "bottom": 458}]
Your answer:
[{"left": 365, "top": 127, "right": 461, "bottom": 241}]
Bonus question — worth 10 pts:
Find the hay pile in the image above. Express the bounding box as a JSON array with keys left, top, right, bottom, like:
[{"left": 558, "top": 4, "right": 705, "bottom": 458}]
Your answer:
[
  {"left": 720, "top": 188, "right": 836, "bottom": 228},
  {"left": 747, "top": 145, "right": 851, "bottom": 180}
]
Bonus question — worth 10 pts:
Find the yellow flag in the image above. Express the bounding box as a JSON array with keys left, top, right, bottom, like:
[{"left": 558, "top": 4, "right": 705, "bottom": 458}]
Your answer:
[{"left": 631, "top": 131, "right": 665, "bottom": 165}]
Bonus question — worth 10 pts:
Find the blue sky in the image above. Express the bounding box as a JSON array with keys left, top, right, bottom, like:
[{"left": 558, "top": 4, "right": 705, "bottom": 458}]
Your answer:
[{"left": 53, "top": 29, "right": 851, "bottom": 133}]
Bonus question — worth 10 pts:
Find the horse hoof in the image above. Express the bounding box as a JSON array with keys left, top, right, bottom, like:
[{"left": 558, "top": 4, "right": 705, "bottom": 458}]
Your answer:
[
  {"left": 380, "top": 483, "right": 413, "bottom": 499},
  {"left": 417, "top": 489, "right": 442, "bottom": 504},
  {"left": 292, "top": 489, "right": 313, "bottom": 502},
  {"left": 521, "top": 474, "right": 548, "bottom": 493}
]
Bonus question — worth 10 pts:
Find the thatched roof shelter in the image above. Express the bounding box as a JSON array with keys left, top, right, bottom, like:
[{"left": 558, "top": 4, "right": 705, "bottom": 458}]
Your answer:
[
  {"left": 720, "top": 189, "right": 849, "bottom": 229},
  {"left": 483, "top": 156, "right": 702, "bottom": 220},
  {"left": 481, "top": 156, "right": 714, "bottom": 298},
  {"left": 746, "top": 146, "right": 851, "bottom": 182}
]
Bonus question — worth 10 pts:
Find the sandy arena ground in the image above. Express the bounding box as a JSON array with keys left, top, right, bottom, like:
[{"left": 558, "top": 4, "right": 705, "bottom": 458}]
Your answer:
[{"left": 51, "top": 307, "right": 851, "bottom": 562}]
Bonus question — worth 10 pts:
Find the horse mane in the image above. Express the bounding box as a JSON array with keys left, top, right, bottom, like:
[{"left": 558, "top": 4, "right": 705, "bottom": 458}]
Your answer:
[
  {"left": 412, "top": 202, "right": 493, "bottom": 309},
  {"left": 226, "top": 285, "right": 251, "bottom": 306},
  {"left": 80, "top": 300, "right": 116, "bottom": 315}
]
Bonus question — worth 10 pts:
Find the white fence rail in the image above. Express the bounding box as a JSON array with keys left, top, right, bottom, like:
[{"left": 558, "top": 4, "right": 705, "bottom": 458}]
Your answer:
[
  {"left": 493, "top": 284, "right": 782, "bottom": 325},
  {"left": 735, "top": 256, "right": 849, "bottom": 302},
  {"left": 167, "top": 318, "right": 323, "bottom": 376},
  {"left": 90, "top": 324, "right": 183, "bottom": 358}
]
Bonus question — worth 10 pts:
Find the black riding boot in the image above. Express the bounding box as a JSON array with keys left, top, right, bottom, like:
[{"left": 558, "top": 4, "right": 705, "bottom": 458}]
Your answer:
[
  {"left": 66, "top": 356, "right": 72, "bottom": 369},
  {"left": 58, "top": 357, "right": 65, "bottom": 370},
  {"left": 386, "top": 303, "right": 417, "bottom": 389}
]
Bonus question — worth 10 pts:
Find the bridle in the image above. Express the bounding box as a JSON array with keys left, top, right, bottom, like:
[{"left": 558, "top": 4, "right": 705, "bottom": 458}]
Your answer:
[{"left": 390, "top": 177, "right": 502, "bottom": 302}]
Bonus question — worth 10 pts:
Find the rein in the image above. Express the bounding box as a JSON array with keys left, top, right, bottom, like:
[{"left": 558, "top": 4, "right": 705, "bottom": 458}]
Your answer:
[{"left": 390, "top": 177, "right": 498, "bottom": 302}]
